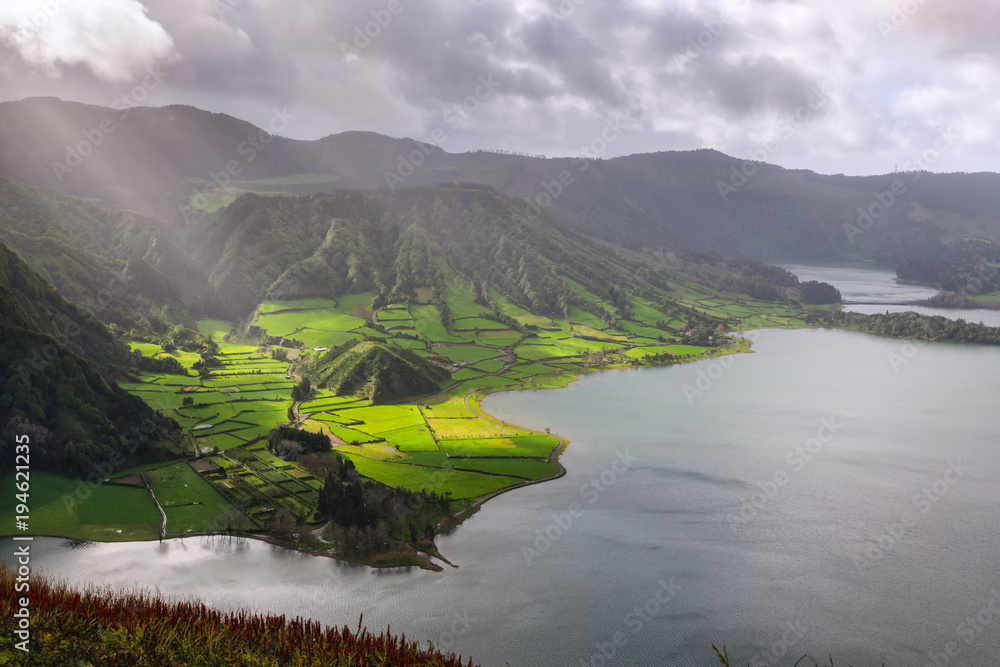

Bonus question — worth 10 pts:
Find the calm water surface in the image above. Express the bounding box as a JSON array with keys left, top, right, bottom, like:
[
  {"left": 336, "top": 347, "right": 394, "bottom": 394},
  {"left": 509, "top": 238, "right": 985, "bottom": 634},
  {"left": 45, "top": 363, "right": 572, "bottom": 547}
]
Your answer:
[
  {"left": 6, "top": 329, "right": 1000, "bottom": 666},
  {"left": 782, "top": 262, "right": 1000, "bottom": 326}
]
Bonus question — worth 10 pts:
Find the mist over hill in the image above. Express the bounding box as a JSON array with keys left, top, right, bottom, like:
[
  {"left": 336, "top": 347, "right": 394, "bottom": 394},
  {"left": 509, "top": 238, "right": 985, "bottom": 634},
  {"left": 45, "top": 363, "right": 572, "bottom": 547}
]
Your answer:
[{"left": 2, "top": 98, "right": 998, "bottom": 274}]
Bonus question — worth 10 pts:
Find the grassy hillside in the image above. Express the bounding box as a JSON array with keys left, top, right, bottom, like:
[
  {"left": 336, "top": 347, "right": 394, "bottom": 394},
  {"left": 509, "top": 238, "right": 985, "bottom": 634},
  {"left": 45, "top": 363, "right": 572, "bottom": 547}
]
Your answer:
[
  {"left": 308, "top": 341, "right": 450, "bottom": 403},
  {"left": 0, "top": 172, "right": 200, "bottom": 331},
  {"left": 0, "top": 241, "right": 181, "bottom": 476},
  {"left": 4, "top": 98, "right": 1000, "bottom": 270}
]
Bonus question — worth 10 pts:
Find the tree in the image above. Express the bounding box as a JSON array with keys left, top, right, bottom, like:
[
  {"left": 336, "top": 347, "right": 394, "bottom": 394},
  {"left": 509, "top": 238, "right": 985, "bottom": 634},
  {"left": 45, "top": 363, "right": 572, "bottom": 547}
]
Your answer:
[{"left": 291, "top": 377, "right": 311, "bottom": 401}]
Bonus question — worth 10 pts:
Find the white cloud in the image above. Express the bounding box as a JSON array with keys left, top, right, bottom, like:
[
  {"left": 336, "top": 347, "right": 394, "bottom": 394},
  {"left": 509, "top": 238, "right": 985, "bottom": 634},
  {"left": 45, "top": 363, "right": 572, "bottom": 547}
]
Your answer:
[
  {"left": 0, "top": 0, "right": 175, "bottom": 81},
  {"left": 1, "top": 0, "right": 998, "bottom": 174}
]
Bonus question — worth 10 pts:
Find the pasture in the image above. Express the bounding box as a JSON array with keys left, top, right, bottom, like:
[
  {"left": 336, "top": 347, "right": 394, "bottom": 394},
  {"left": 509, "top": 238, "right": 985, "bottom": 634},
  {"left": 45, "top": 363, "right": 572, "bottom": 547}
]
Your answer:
[{"left": 102, "top": 268, "right": 782, "bottom": 546}]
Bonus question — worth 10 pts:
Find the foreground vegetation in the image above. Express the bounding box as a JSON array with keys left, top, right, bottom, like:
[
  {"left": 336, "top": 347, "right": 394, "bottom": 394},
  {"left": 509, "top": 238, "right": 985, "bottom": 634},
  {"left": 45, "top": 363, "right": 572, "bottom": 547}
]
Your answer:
[
  {"left": 0, "top": 566, "right": 875, "bottom": 666},
  {"left": 713, "top": 644, "right": 883, "bottom": 667},
  {"left": 0, "top": 565, "right": 476, "bottom": 666}
]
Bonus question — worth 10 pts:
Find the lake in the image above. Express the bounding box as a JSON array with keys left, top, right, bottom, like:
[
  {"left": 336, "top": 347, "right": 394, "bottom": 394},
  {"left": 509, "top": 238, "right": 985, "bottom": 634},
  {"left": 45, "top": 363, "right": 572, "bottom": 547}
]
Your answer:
[
  {"left": 781, "top": 261, "right": 1000, "bottom": 326},
  {"left": 7, "top": 325, "right": 999, "bottom": 666}
]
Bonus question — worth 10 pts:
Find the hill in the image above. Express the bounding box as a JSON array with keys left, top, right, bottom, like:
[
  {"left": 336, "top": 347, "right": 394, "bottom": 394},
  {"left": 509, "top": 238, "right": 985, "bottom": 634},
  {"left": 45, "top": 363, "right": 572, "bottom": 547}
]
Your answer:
[
  {"left": 0, "top": 241, "right": 180, "bottom": 476},
  {"left": 3, "top": 98, "right": 1000, "bottom": 271},
  {"left": 308, "top": 340, "right": 450, "bottom": 403},
  {"left": 0, "top": 171, "right": 202, "bottom": 333}
]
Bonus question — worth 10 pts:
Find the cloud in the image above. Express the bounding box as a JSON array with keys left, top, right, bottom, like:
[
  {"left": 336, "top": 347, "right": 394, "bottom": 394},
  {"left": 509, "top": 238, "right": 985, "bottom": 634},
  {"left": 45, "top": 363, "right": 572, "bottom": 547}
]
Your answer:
[
  {"left": 0, "top": 0, "right": 176, "bottom": 81},
  {"left": 0, "top": 0, "right": 998, "bottom": 175}
]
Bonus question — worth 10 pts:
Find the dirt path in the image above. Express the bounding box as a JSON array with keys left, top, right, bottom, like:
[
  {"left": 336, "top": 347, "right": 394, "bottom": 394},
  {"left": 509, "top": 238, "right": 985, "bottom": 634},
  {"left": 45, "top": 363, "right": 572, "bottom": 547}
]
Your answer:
[{"left": 148, "top": 486, "right": 167, "bottom": 540}]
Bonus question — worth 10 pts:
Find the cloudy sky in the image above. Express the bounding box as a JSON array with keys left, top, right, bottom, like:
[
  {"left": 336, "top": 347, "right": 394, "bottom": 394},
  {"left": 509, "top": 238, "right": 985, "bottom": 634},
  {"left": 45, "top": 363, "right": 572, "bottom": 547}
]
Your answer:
[{"left": 0, "top": 0, "right": 996, "bottom": 175}]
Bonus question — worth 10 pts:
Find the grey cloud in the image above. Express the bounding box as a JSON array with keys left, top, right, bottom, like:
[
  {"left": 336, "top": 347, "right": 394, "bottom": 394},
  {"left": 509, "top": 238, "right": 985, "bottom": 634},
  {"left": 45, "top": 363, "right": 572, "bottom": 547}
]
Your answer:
[{"left": 0, "top": 0, "right": 995, "bottom": 175}]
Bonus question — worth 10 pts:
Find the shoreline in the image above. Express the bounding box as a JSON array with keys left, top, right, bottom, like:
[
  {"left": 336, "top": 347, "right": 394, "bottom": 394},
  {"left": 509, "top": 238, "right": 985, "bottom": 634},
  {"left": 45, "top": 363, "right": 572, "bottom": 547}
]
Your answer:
[
  {"left": 2, "top": 341, "right": 752, "bottom": 568},
  {"left": 8, "top": 321, "right": 998, "bottom": 565}
]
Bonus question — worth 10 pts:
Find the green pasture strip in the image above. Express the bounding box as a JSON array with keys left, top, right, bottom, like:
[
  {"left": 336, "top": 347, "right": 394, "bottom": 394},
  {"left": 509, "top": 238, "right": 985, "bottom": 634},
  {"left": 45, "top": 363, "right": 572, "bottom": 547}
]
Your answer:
[
  {"left": 452, "top": 317, "right": 511, "bottom": 331},
  {"left": 381, "top": 425, "right": 439, "bottom": 452},
  {"left": 342, "top": 455, "right": 523, "bottom": 499},
  {"left": 514, "top": 344, "right": 579, "bottom": 360},
  {"left": 411, "top": 304, "right": 469, "bottom": 342},
  {"left": 0, "top": 472, "right": 160, "bottom": 541},
  {"left": 449, "top": 368, "right": 484, "bottom": 381},
  {"left": 330, "top": 426, "right": 383, "bottom": 444},
  {"left": 469, "top": 358, "right": 507, "bottom": 372},
  {"left": 439, "top": 435, "right": 561, "bottom": 458},
  {"left": 257, "top": 298, "right": 339, "bottom": 314},
  {"left": 435, "top": 345, "right": 500, "bottom": 364},
  {"left": 129, "top": 341, "right": 163, "bottom": 355},
  {"left": 377, "top": 308, "right": 414, "bottom": 321},
  {"left": 488, "top": 288, "right": 553, "bottom": 328},
  {"left": 449, "top": 458, "right": 559, "bottom": 480},
  {"left": 566, "top": 305, "right": 608, "bottom": 330},
  {"left": 476, "top": 330, "right": 523, "bottom": 347},
  {"left": 420, "top": 398, "right": 475, "bottom": 419},
  {"left": 427, "top": 417, "right": 521, "bottom": 439},
  {"left": 150, "top": 462, "right": 239, "bottom": 534},
  {"left": 625, "top": 344, "right": 709, "bottom": 359},
  {"left": 628, "top": 295, "right": 671, "bottom": 326}
]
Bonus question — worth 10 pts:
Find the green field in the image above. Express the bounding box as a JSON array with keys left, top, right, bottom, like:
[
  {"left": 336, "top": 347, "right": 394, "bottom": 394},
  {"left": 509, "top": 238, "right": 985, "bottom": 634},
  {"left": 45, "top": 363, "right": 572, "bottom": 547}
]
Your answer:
[
  {"left": 439, "top": 435, "right": 560, "bottom": 458},
  {"left": 151, "top": 462, "right": 239, "bottom": 534},
  {"left": 0, "top": 473, "right": 161, "bottom": 541},
  {"left": 341, "top": 456, "right": 523, "bottom": 499},
  {"left": 436, "top": 345, "right": 500, "bottom": 364},
  {"left": 412, "top": 305, "right": 468, "bottom": 342},
  {"left": 102, "top": 265, "right": 812, "bottom": 556}
]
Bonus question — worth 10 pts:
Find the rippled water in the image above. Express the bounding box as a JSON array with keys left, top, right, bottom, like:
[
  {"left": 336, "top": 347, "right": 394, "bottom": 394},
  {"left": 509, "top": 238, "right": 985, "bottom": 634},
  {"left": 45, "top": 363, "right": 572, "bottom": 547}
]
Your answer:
[{"left": 7, "top": 327, "right": 1000, "bottom": 666}]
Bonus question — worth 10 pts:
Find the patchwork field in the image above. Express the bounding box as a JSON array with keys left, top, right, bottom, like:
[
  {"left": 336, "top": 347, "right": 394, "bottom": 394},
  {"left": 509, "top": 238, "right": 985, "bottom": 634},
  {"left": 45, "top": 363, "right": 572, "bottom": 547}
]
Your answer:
[{"left": 101, "top": 268, "right": 808, "bottom": 550}]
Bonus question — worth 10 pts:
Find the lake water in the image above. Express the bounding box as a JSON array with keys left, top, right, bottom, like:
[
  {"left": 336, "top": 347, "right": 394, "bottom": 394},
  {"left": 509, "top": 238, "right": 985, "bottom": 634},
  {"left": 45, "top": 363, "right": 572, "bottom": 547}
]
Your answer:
[
  {"left": 782, "top": 262, "right": 1000, "bottom": 327},
  {"left": 6, "top": 327, "right": 1000, "bottom": 666}
]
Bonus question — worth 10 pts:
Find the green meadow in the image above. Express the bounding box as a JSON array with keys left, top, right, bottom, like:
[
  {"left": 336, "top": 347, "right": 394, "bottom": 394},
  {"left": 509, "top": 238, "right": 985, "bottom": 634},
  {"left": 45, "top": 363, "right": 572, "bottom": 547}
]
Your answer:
[{"left": 60, "top": 264, "right": 824, "bottom": 560}]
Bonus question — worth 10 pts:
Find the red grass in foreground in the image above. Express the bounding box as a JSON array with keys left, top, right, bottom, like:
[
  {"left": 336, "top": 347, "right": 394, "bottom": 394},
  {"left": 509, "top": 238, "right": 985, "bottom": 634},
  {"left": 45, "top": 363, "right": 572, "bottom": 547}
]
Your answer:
[{"left": 1, "top": 565, "right": 478, "bottom": 666}]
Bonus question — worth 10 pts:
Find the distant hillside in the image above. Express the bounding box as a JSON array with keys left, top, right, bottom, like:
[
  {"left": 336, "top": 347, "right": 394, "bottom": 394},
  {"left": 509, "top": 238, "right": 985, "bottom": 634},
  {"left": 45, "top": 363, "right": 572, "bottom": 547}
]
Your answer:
[
  {"left": 0, "top": 242, "right": 178, "bottom": 476},
  {"left": 194, "top": 185, "right": 674, "bottom": 319},
  {"left": 308, "top": 341, "right": 450, "bottom": 403},
  {"left": 3, "top": 98, "right": 1000, "bottom": 268},
  {"left": 0, "top": 172, "right": 201, "bottom": 332}
]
